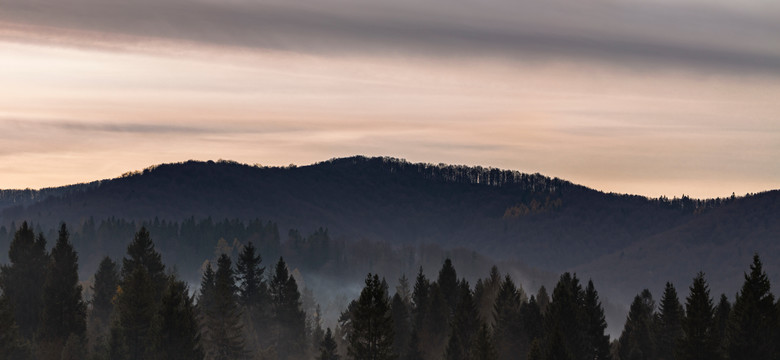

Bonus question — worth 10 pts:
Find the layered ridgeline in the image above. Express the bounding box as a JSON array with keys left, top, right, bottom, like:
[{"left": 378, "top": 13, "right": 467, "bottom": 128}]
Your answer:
[{"left": 0, "top": 156, "right": 778, "bottom": 334}]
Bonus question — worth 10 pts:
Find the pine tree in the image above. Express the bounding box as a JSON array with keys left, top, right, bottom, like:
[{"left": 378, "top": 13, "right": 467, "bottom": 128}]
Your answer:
[
  {"left": 0, "top": 294, "right": 32, "bottom": 360},
  {"left": 152, "top": 275, "right": 204, "bottom": 360},
  {"left": 38, "top": 224, "right": 87, "bottom": 359},
  {"left": 618, "top": 289, "right": 656, "bottom": 360},
  {"left": 348, "top": 273, "right": 395, "bottom": 360},
  {"left": 0, "top": 222, "right": 49, "bottom": 338},
  {"left": 203, "top": 254, "right": 246, "bottom": 360},
  {"left": 725, "top": 254, "right": 777, "bottom": 360},
  {"left": 269, "top": 257, "right": 306, "bottom": 360},
  {"left": 678, "top": 272, "right": 718, "bottom": 360},
  {"left": 471, "top": 323, "right": 497, "bottom": 360},
  {"left": 583, "top": 280, "right": 610, "bottom": 360},
  {"left": 445, "top": 279, "right": 479, "bottom": 360},
  {"left": 656, "top": 282, "right": 684, "bottom": 360},
  {"left": 493, "top": 274, "right": 525, "bottom": 360},
  {"left": 319, "top": 328, "right": 340, "bottom": 360}
]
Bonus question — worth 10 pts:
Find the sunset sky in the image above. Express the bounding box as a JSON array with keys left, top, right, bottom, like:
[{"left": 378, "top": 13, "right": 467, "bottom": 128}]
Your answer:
[{"left": 1, "top": 0, "right": 778, "bottom": 198}]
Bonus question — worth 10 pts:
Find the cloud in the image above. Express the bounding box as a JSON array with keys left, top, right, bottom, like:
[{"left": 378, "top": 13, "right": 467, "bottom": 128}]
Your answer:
[{"left": 1, "top": 0, "right": 779, "bottom": 74}]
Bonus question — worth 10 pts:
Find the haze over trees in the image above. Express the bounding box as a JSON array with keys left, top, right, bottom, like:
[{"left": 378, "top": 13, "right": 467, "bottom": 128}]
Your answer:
[
  {"left": 0, "top": 157, "right": 778, "bottom": 358},
  {"left": 1, "top": 156, "right": 777, "bottom": 314},
  {"left": 2, "top": 222, "right": 777, "bottom": 359}
]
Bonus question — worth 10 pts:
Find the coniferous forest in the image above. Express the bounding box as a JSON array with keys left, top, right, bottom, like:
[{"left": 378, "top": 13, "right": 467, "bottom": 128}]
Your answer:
[{"left": 2, "top": 222, "right": 779, "bottom": 360}]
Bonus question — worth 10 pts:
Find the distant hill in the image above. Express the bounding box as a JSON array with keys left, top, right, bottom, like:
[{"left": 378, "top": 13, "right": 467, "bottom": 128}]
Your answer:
[
  {"left": 1, "top": 156, "right": 723, "bottom": 269},
  {"left": 0, "top": 156, "right": 776, "bottom": 335},
  {"left": 575, "top": 189, "right": 780, "bottom": 301}
]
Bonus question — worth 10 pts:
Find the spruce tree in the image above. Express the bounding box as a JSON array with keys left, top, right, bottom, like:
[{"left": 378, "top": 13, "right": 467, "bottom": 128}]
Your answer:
[
  {"left": 420, "top": 283, "right": 449, "bottom": 359},
  {"left": 520, "top": 296, "right": 543, "bottom": 344},
  {"left": 312, "top": 304, "right": 326, "bottom": 357},
  {"left": 152, "top": 275, "right": 204, "bottom": 360},
  {"left": 526, "top": 339, "right": 542, "bottom": 360},
  {"left": 474, "top": 266, "right": 502, "bottom": 327},
  {"left": 203, "top": 254, "right": 246, "bottom": 360},
  {"left": 269, "top": 257, "right": 306, "bottom": 360},
  {"left": 396, "top": 274, "right": 412, "bottom": 306},
  {"left": 405, "top": 330, "right": 424, "bottom": 360},
  {"left": 545, "top": 273, "right": 587, "bottom": 360},
  {"left": 411, "top": 267, "right": 429, "bottom": 330},
  {"left": 545, "top": 328, "right": 573, "bottom": 360},
  {"left": 108, "top": 324, "right": 129, "bottom": 360},
  {"left": 678, "top": 272, "right": 718, "bottom": 360},
  {"left": 0, "top": 222, "right": 49, "bottom": 338},
  {"left": 113, "top": 266, "right": 156, "bottom": 360},
  {"left": 618, "top": 289, "right": 656, "bottom": 360},
  {"left": 391, "top": 293, "right": 411, "bottom": 358},
  {"left": 437, "top": 258, "right": 458, "bottom": 316},
  {"left": 121, "top": 227, "right": 166, "bottom": 297},
  {"left": 471, "top": 323, "right": 497, "bottom": 360},
  {"left": 348, "top": 273, "right": 395, "bottom": 360},
  {"left": 60, "top": 334, "right": 86, "bottom": 360},
  {"left": 319, "top": 328, "right": 340, "bottom": 360},
  {"left": 112, "top": 227, "right": 166, "bottom": 360},
  {"left": 726, "top": 254, "right": 777, "bottom": 360},
  {"left": 445, "top": 279, "right": 479, "bottom": 360},
  {"left": 91, "top": 256, "right": 119, "bottom": 326},
  {"left": 536, "top": 286, "right": 550, "bottom": 314},
  {"left": 236, "top": 241, "right": 266, "bottom": 307},
  {"left": 711, "top": 294, "right": 730, "bottom": 358},
  {"left": 493, "top": 274, "right": 525, "bottom": 360},
  {"left": 583, "top": 280, "right": 610, "bottom": 360},
  {"left": 235, "top": 241, "right": 269, "bottom": 352},
  {"left": 656, "top": 282, "right": 684, "bottom": 360},
  {"left": 38, "top": 224, "right": 87, "bottom": 359},
  {"left": 0, "top": 294, "right": 32, "bottom": 360},
  {"left": 198, "top": 263, "right": 216, "bottom": 313}
]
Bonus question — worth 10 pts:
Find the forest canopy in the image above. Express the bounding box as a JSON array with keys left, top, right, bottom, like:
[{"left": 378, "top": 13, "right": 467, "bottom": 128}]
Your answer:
[{"left": 1, "top": 222, "right": 778, "bottom": 360}]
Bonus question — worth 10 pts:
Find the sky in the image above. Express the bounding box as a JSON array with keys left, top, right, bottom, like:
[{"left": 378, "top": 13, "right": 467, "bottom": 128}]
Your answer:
[{"left": 1, "top": 0, "right": 778, "bottom": 198}]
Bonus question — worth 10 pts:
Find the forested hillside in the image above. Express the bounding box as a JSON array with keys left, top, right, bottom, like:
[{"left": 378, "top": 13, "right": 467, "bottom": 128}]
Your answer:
[
  {"left": 2, "top": 223, "right": 778, "bottom": 360},
  {"left": 0, "top": 156, "right": 777, "bottom": 336},
  {"left": 0, "top": 156, "right": 744, "bottom": 271}
]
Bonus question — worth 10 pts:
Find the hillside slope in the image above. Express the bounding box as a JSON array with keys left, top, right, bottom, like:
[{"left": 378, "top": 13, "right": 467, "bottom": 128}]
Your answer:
[
  {"left": 0, "top": 156, "right": 715, "bottom": 271},
  {"left": 1, "top": 156, "right": 777, "bottom": 337},
  {"left": 576, "top": 189, "right": 780, "bottom": 300}
]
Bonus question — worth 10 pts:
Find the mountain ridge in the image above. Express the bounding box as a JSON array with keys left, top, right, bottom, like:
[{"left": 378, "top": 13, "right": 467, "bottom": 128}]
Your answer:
[
  {"left": 1, "top": 155, "right": 777, "bottom": 337},
  {"left": 3, "top": 156, "right": 770, "bottom": 271}
]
